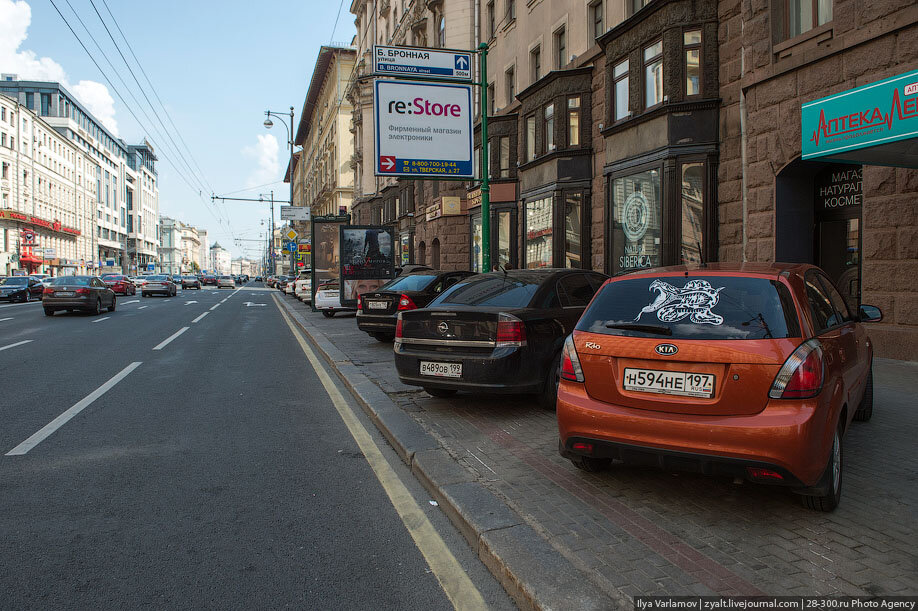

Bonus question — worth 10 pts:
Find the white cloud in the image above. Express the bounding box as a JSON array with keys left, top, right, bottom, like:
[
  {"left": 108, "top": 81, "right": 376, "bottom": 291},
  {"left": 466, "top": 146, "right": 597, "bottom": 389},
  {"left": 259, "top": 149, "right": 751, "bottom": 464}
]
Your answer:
[
  {"left": 0, "top": 0, "right": 119, "bottom": 136},
  {"left": 241, "top": 134, "right": 280, "bottom": 188}
]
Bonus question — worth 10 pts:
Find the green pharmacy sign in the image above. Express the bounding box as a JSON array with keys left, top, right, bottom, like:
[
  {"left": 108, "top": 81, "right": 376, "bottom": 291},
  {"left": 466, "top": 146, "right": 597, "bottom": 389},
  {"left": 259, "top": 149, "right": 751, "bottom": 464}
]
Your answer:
[{"left": 802, "top": 70, "right": 918, "bottom": 168}]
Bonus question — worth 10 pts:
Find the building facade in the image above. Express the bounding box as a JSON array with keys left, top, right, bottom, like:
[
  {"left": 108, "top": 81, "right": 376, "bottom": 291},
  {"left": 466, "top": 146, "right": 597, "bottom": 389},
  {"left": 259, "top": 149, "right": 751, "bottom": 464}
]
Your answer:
[
  {"left": 718, "top": 0, "right": 918, "bottom": 360},
  {"left": 158, "top": 216, "right": 183, "bottom": 275},
  {"left": 210, "top": 242, "right": 231, "bottom": 275}
]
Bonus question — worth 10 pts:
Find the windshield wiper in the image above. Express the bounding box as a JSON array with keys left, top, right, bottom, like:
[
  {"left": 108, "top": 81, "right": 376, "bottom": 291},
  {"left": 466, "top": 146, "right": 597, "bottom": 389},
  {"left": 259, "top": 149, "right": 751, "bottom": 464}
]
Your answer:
[{"left": 605, "top": 323, "right": 673, "bottom": 336}]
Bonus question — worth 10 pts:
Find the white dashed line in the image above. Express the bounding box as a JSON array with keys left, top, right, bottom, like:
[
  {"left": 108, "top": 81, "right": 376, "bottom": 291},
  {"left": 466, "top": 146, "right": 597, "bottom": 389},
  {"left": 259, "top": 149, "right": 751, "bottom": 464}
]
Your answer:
[
  {"left": 209, "top": 303, "right": 220, "bottom": 311},
  {"left": 0, "top": 339, "right": 32, "bottom": 352},
  {"left": 91, "top": 317, "right": 110, "bottom": 324},
  {"left": 0, "top": 317, "right": 13, "bottom": 322},
  {"left": 123, "top": 300, "right": 139, "bottom": 305},
  {"left": 138, "top": 306, "right": 148, "bottom": 310},
  {"left": 152, "top": 327, "right": 189, "bottom": 351},
  {"left": 191, "top": 312, "right": 208, "bottom": 323}
]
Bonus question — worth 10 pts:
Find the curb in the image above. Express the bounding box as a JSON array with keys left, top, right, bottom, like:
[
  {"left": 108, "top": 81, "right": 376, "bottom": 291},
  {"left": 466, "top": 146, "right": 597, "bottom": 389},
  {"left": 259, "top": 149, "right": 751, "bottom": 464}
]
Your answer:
[{"left": 277, "top": 296, "right": 617, "bottom": 611}]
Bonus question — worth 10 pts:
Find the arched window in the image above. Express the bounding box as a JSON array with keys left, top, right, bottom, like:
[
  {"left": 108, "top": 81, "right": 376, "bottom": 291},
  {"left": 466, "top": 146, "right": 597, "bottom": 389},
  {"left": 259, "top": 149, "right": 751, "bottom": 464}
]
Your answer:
[
  {"left": 431, "top": 238, "right": 441, "bottom": 269},
  {"left": 418, "top": 241, "right": 426, "bottom": 266},
  {"left": 438, "top": 15, "right": 446, "bottom": 47}
]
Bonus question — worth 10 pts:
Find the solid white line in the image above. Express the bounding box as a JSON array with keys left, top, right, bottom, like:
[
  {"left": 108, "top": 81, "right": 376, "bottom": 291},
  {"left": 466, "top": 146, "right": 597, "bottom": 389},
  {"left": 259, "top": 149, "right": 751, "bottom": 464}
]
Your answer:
[
  {"left": 138, "top": 305, "right": 148, "bottom": 310},
  {"left": 0, "top": 317, "right": 13, "bottom": 322},
  {"left": 6, "top": 362, "right": 142, "bottom": 456},
  {"left": 191, "top": 312, "right": 208, "bottom": 323},
  {"left": 209, "top": 303, "right": 220, "bottom": 311},
  {"left": 0, "top": 301, "right": 41, "bottom": 309},
  {"left": 152, "top": 327, "right": 189, "bottom": 351},
  {"left": 91, "top": 316, "right": 110, "bottom": 324},
  {"left": 0, "top": 339, "right": 33, "bottom": 352}
]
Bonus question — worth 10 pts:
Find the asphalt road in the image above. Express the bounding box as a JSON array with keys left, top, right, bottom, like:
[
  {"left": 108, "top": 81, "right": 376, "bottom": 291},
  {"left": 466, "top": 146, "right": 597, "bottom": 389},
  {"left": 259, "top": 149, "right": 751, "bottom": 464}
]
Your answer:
[{"left": 0, "top": 283, "right": 514, "bottom": 609}]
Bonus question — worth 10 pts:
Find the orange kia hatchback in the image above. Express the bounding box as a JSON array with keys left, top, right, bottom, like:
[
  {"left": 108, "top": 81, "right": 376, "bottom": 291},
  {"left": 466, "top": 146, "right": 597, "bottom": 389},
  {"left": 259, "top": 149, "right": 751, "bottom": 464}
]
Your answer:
[{"left": 557, "top": 263, "right": 882, "bottom": 511}]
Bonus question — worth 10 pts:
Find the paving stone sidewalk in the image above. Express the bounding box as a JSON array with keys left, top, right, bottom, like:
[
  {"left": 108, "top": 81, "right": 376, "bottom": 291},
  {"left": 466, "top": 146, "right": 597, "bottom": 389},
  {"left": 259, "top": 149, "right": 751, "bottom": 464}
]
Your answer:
[{"left": 282, "top": 296, "right": 918, "bottom": 602}]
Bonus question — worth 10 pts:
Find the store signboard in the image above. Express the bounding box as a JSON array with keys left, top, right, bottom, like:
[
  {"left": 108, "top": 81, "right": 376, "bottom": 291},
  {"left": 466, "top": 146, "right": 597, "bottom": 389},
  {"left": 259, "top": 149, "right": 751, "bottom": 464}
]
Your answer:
[
  {"left": 375, "top": 79, "right": 474, "bottom": 178},
  {"left": 802, "top": 69, "right": 918, "bottom": 163}
]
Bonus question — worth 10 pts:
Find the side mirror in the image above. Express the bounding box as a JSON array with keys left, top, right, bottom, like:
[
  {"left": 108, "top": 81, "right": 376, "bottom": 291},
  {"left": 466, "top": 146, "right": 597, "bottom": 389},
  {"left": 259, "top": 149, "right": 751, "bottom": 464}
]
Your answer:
[{"left": 859, "top": 304, "right": 883, "bottom": 323}]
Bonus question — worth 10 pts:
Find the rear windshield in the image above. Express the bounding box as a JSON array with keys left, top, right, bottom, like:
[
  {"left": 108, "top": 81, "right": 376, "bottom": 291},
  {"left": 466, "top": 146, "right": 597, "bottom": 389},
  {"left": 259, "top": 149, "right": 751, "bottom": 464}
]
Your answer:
[
  {"left": 50, "top": 276, "right": 91, "bottom": 286},
  {"left": 102, "top": 275, "right": 122, "bottom": 280},
  {"left": 2, "top": 277, "right": 28, "bottom": 285},
  {"left": 146, "top": 275, "right": 168, "bottom": 281},
  {"left": 430, "top": 275, "right": 540, "bottom": 308},
  {"left": 577, "top": 275, "right": 800, "bottom": 340},
  {"left": 380, "top": 274, "right": 437, "bottom": 292}
]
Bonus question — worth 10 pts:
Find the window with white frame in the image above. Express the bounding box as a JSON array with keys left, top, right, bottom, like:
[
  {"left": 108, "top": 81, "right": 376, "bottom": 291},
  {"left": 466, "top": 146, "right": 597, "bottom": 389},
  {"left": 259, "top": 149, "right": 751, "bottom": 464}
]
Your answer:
[{"left": 644, "top": 41, "right": 663, "bottom": 108}]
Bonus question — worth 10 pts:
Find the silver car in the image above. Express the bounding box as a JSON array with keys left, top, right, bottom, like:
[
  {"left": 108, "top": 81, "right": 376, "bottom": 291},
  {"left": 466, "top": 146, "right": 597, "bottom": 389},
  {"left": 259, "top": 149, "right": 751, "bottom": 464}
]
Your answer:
[{"left": 217, "top": 275, "right": 235, "bottom": 289}]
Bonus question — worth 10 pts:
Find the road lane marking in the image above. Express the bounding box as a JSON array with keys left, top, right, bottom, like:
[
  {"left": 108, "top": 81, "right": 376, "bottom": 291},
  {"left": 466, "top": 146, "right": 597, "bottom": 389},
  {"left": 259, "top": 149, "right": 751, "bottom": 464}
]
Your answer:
[
  {"left": 138, "top": 305, "right": 148, "bottom": 310},
  {"left": 184, "top": 300, "right": 198, "bottom": 306},
  {"left": 123, "top": 300, "right": 139, "bottom": 305},
  {"left": 191, "top": 312, "right": 208, "bottom": 323},
  {"left": 0, "top": 317, "right": 13, "bottom": 322},
  {"left": 153, "top": 327, "right": 189, "bottom": 351},
  {"left": 273, "top": 296, "right": 487, "bottom": 610},
  {"left": 0, "top": 301, "right": 41, "bottom": 309},
  {"left": 91, "top": 317, "right": 110, "bottom": 324},
  {"left": 6, "top": 362, "right": 142, "bottom": 456},
  {"left": 209, "top": 303, "right": 220, "bottom": 311},
  {"left": 0, "top": 340, "right": 33, "bottom": 352}
]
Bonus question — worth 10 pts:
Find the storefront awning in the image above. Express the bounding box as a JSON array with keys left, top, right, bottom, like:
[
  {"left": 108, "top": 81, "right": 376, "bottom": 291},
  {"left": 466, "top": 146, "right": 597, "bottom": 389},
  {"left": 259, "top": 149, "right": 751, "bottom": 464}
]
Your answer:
[{"left": 802, "top": 69, "right": 918, "bottom": 168}]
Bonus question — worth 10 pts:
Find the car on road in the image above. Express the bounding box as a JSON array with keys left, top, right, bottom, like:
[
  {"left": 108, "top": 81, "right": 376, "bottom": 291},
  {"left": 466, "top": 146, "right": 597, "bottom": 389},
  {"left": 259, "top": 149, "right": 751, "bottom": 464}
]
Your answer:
[
  {"left": 101, "top": 274, "right": 137, "bottom": 296},
  {"left": 142, "top": 275, "right": 177, "bottom": 297},
  {"left": 43, "top": 275, "right": 116, "bottom": 316},
  {"left": 0, "top": 276, "right": 44, "bottom": 302},
  {"left": 203, "top": 274, "right": 217, "bottom": 286},
  {"left": 556, "top": 263, "right": 881, "bottom": 511},
  {"left": 394, "top": 268, "right": 608, "bottom": 406},
  {"left": 130, "top": 276, "right": 149, "bottom": 289},
  {"left": 357, "top": 270, "right": 477, "bottom": 342},
  {"left": 217, "top": 275, "right": 235, "bottom": 289},
  {"left": 182, "top": 275, "right": 202, "bottom": 290},
  {"left": 315, "top": 281, "right": 353, "bottom": 318}
]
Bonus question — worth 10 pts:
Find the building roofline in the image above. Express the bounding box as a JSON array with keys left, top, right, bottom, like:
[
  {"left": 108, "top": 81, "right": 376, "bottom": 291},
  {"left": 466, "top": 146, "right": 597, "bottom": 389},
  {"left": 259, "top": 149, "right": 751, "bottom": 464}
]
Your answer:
[{"left": 295, "top": 46, "right": 357, "bottom": 145}]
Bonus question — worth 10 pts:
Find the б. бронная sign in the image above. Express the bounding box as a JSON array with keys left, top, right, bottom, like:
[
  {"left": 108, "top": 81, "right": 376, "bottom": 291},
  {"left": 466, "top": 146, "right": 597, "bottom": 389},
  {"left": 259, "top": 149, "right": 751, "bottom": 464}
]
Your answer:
[{"left": 374, "top": 79, "right": 473, "bottom": 178}]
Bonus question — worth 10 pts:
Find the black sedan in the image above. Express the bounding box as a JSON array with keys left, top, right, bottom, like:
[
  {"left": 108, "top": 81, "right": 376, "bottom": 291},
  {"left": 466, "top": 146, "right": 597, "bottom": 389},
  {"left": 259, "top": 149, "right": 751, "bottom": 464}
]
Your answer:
[
  {"left": 357, "top": 270, "right": 476, "bottom": 342},
  {"left": 0, "top": 276, "right": 44, "bottom": 302},
  {"left": 43, "top": 276, "right": 116, "bottom": 316},
  {"left": 394, "top": 269, "right": 608, "bottom": 407}
]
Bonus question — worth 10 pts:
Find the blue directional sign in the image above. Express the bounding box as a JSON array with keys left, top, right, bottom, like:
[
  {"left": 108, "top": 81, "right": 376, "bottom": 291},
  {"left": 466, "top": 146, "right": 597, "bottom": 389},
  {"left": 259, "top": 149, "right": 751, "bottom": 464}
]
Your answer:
[{"left": 374, "top": 45, "right": 472, "bottom": 82}]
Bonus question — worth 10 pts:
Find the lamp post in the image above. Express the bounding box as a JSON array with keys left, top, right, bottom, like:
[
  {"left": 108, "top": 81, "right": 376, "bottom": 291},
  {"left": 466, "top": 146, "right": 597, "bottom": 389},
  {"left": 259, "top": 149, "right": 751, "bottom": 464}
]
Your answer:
[
  {"left": 259, "top": 192, "right": 276, "bottom": 274},
  {"left": 264, "top": 107, "right": 295, "bottom": 277}
]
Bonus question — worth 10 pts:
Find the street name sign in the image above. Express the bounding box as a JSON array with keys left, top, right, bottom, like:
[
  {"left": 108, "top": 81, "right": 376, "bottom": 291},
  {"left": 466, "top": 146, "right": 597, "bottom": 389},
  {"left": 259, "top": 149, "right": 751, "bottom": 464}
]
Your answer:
[
  {"left": 280, "top": 206, "right": 311, "bottom": 222},
  {"left": 374, "top": 45, "right": 472, "bottom": 81},
  {"left": 374, "top": 79, "right": 474, "bottom": 178}
]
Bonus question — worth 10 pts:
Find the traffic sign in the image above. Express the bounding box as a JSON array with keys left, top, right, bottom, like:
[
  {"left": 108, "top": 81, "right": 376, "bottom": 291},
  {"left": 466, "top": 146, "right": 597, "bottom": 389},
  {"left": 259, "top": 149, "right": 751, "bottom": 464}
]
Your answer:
[
  {"left": 284, "top": 228, "right": 298, "bottom": 241},
  {"left": 280, "top": 206, "right": 311, "bottom": 221},
  {"left": 374, "top": 45, "right": 472, "bottom": 81},
  {"left": 374, "top": 79, "right": 473, "bottom": 178}
]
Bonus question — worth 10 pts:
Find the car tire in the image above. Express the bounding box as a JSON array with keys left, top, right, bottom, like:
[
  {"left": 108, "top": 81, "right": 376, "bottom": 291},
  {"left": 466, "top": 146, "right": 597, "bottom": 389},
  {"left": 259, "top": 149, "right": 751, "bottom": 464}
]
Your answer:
[
  {"left": 92, "top": 298, "right": 102, "bottom": 316},
  {"left": 322, "top": 310, "right": 335, "bottom": 318},
  {"left": 371, "top": 332, "right": 395, "bottom": 342},
  {"left": 539, "top": 350, "right": 563, "bottom": 411},
  {"left": 801, "top": 423, "right": 843, "bottom": 512},
  {"left": 570, "top": 455, "right": 612, "bottom": 473},
  {"left": 108, "top": 296, "right": 116, "bottom": 312},
  {"left": 424, "top": 387, "right": 457, "bottom": 398},
  {"left": 23, "top": 291, "right": 30, "bottom": 303},
  {"left": 44, "top": 308, "right": 54, "bottom": 316},
  {"left": 853, "top": 365, "right": 873, "bottom": 422}
]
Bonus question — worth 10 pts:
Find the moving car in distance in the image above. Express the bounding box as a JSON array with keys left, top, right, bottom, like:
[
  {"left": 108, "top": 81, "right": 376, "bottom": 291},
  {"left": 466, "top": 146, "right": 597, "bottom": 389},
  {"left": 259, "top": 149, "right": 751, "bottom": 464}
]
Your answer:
[
  {"left": 142, "top": 275, "right": 177, "bottom": 298},
  {"left": 182, "top": 275, "right": 202, "bottom": 290},
  {"left": 203, "top": 274, "right": 217, "bottom": 286},
  {"left": 0, "top": 276, "right": 44, "bottom": 302},
  {"left": 43, "top": 275, "right": 116, "bottom": 316},
  {"left": 394, "top": 269, "right": 608, "bottom": 406},
  {"left": 217, "top": 275, "right": 235, "bottom": 289},
  {"left": 358, "top": 270, "right": 476, "bottom": 342},
  {"left": 101, "top": 274, "right": 137, "bottom": 296},
  {"left": 556, "top": 263, "right": 881, "bottom": 511}
]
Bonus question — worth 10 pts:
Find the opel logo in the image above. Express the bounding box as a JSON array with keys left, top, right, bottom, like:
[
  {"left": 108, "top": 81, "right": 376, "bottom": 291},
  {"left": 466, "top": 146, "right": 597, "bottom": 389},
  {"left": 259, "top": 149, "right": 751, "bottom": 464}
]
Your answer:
[
  {"left": 437, "top": 321, "right": 450, "bottom": 335},
  {"left": 655, "top": 343, "right": 678, "bottom": 356}
]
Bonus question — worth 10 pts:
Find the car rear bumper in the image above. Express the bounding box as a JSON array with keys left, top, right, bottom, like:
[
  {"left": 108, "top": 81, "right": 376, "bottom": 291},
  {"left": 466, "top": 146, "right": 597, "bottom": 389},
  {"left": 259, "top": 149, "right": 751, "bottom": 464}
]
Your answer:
[
  {"left": 43, "top": 296, "right": 94, "bottom": 309},
  {"left": 357, "top": 313, "right": 396, "bottom": 332},
  {"left": 556, "top": 381, "right": 832, "bottom": 487},
  {"left": 394, "top": 345, "right": 542, "bottom": 393},
  {"left": 143, "top": 288, "right": 173, "bottom": 295}
]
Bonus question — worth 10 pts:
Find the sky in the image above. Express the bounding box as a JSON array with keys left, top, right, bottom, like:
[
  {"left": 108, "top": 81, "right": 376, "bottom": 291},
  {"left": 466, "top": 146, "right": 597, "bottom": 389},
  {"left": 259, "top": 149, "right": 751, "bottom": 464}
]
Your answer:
[{"left": 0, "top": 0, "right": 357, "bottom": 260}]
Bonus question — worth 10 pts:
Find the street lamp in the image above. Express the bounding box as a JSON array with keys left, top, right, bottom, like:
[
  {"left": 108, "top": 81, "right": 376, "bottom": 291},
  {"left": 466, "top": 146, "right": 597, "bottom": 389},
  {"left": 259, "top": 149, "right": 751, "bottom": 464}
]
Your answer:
[{"left": 264, "top": 106, "right": 295, "bottom": 276}]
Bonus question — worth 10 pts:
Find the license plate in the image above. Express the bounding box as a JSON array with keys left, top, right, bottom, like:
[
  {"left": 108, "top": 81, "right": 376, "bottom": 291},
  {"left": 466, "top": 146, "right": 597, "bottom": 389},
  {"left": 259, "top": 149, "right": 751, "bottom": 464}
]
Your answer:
[
  {"left": 623, "top": 368, "right": 715, "bottom": 398},
  {"left": 367, "top": 301, "right": 387, "bottom": 310},
  {"left": 55, "top": 291, "right": 74, "bottom": 297},
  {"left": 325, "top": 291, "right": 339, "bottom": 298},
  {"left": 420, "top": 361, "right": 462, "bottom": 378}
]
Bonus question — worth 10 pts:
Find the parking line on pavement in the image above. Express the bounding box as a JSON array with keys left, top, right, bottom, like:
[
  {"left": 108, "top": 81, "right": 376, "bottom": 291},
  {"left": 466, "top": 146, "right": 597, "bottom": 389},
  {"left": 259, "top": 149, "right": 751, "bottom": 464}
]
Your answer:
[
  {"left": 153, "top": 327, "right": 189, "bottom": 351},
  {"left": 273, "top": 296, "right": 487, "bottom": 611},
  {"left": 0, "top": 339, "right": 32, "bottom": 352},
  {"left": 6, "top": 361, "right": 142, "bottom": 456},
  {"left": 191, "top": 312, "right": 208, "bottom": 323},
  {"left": 91, "top": 317, "right": 110, "bottom": 324}
]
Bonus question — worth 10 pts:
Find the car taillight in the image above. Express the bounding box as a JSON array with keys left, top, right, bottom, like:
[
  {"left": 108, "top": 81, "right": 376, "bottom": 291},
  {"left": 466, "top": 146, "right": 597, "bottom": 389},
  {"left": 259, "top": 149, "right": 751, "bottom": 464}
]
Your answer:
[
  {"left": 769, "top": 339, "right": 824, "bottom": 399},
  {"left": 397, "top": 294, "right": 417, "bottom": 311},
  {"left": 496, "top": 313, "right": 527, "bottom": 347},
  {"left": 357, "top": 295, "right": 362, "bottom": 311},
  {"left": 76, "top": 288, "right": 91, "bottom": 295},
  {"left": 43, "top": 287, "right": 53, "bottom": 295},
  {"left": 746, "top": 467, "right": 784, "bottom": 481},
  {"left": 395, "top": 313, "right": 404, "bottom": 339},
  {"left": 560, "top": 335, "right": 585, "bottom": 382}
]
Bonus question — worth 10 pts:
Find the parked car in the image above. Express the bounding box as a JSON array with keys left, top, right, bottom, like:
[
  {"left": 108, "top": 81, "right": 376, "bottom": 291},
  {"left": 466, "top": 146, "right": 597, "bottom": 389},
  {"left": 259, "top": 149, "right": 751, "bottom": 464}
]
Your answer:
[
  {"left": 395, "top": 264, "right": 433, "bottom": 276},
  {"left": 314, "top": 281, "right": 353, "bottom": 318},
  {"left": 275, "top": 276, "right": 291, "bottom": 291},
  {"left": 556, "top": 263, "right": 881, "bottom": 512},
  {"left": 203, "top": 274, "right": 217, "bottom": 286},
  {"left": 43, "top": 275, "right": 116, "bottom": 315},
  {"left": 0, "top": 276, "right": 44, "bottom": 302},
  {"left": 217, "top": 275, "right": 235, "bottom": 289},
  {"left": 394, "top": 269, "right": 608, "bottom": 405},
  {"left": 284, "top": 278, "right": 296, "bottom": 295},
  {"left": 101, "top": 274, "right": 137, "bottom": 296},
  {"left": 182, "top": 275, "right": 202, "bottom": 290},
  {"left": 141, "top": 275, "right": 177, "bottom": 297},
  {"left": 294, "top": 273, "right": 312, "bottom": 303},
  {"left": 358, "top": 270, "right": 477, "bottom": 342}
]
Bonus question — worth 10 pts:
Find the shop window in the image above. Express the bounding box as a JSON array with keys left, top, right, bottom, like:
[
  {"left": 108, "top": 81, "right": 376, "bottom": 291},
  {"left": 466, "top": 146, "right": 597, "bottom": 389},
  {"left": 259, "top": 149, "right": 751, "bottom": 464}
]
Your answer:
[
  {"left": 611, "top": 168, "right": 661, "bottom": 274},
  {"left": 680, "top": 162, "right": 705, "bottom": 265},
  {"left": 564, "top": 193, "right": 582, "bottom": 268},
  {"left": 499, "top": 136, "right": 510, "bottom": 178},
  {"left": 554, "top": 26, "right": 566, "bottom": 70},
  {"left": 505, "top": 66, "right": 515, "bottom": 104},
  {"left": 684, "top": 30, "right": 702, "bottom": 97},
  {"left": 526, "top": 115, "right": 536, "bottom": 162},
  {"left": 526, "top": 196, "right": 553, "bottom": 269},
  {"left": 644, "top": 41, "right": 663, "bottom": 108},
  {"left": 399, "top": 233, "right": 411, "bottom": 266},
  {"left": 497, "top": 210, "right": 513, "bottom": 269},
  {"left": 530, "top": 46, "right": 541, "bottom": 83},
  {"left": 544, "top": 104, "right": 555, "bottom": 151},
  {"left": 567, "top": 97, "right": 580, "bottom": 147},
  {"left": 591, "top": 1, "right": 604, "bottom": 40},
  {"left": 474, "top": 145, "right": 481, "bottom": 179},
  {"left": 786, "top": 0, "right": 832, "bottom": 39},
  {"left": 613, "top": 59, "right": 629, "bottom": 121},
  {"left": 471, "top": 214, "right": 483, "bottom": 272}
]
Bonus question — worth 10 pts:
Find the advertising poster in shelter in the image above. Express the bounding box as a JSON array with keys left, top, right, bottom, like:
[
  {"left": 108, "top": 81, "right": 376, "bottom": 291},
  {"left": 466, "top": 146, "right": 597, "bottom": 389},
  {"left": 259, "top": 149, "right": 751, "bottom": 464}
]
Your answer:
[
  {"left": 339, "top": 225, "right": 396, "bottom": 307},
  {"left": 311, "top": 218, "right": 347, "bottom": 305}
]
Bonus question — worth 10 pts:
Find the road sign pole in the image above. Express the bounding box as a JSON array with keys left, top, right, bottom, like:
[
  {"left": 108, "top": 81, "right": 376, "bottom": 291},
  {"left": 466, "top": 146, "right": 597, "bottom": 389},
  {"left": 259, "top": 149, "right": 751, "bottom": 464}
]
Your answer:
[{"left": 479, "top": 43, "right": 491, "bottom": 273}]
